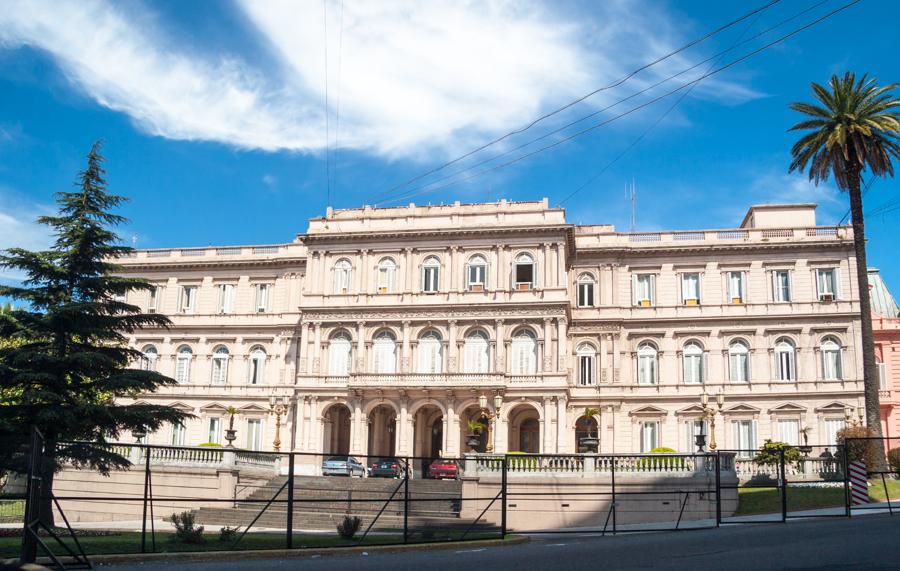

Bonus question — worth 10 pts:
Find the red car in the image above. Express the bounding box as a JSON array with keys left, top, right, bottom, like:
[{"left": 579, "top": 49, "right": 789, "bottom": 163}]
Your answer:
[{"left": 428, "top": 459, "right": 459, "bottom": 479}]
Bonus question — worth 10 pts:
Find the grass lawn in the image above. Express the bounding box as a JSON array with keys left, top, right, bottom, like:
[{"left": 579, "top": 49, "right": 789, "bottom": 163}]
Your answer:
[
  {"left": 0, "top": 500, "right": 25, "bottom": 523},
  {"left": 736, "top": 478, "right": 900, "bottom": 516},
  {"left": 0, "top": 530, "right": 505, "bottom": 558}
]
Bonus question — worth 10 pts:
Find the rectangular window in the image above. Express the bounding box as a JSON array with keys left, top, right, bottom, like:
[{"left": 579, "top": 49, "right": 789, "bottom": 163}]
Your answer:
[
  {"left": 727, "top": 271, "right": 745, "bottom": 303},
  {"left": 641, "top": 421, "right": 659, "bottom": 452},
  {"left": 681, "top": 273, "right": 701, "bottom": 305},
  {"left": 171, "top": 422, "right": 186, "bottom": 446},
  {"left": 255, "top": 284, "right": 271, "bottom": 312},
  {"left": 638, "top": 354, "right": 657, "bottom": 385},
  {"left": 148, "top": 286, "right": 160, "bottom": 313},
  {"left": 218, "top": 284, "right": 234, "bottom": 314},
  {"left": 683, "top": 353, "right": 705, "bottom": 384},
  {"left": 823, "top": 349, "right": 843, "bottom": 380},
  {"left": 577, "top": 281, "right": 595, "bottom": 307},
  {"left": 467, "top": 264, "right": 486, "bottom": 291},
  {"left": 777, "top": 419, "right": 800, "bottom": 446},
  {"left": 772, "top": 270, "right": 791, "bottom": 302},
  {"left": 377, "top": 266, "right": 394, "bottom": 293},
  {"left": 423, "top": 266, "right": 439, "bottom": 293},
  {"left": 817, "top": 268, "right": 838, "bottom": 301},
  {"left": 247, "top": 419, "right": 264, "bottom": 451},
  {"left": 179, "top": 286, "right": 197, "bottom": 314},
  {"left": 879, "top": 362, "right": 888, "bottom": 390},
  {"left": 112, "top": 291, "right": 127, "bottom": 303},
  {"left": 685, "top": 420, "right": 707, "bottom": 452},
  {"left": 633, "top": 274, "right": 656, "bottom": 307},
  {"left": 579, "top": 355, "right": 594, "bottom": 386},
  {"left": 514, "top": 263, "right": 534, "bottom": 289},
  {"left": 207, "top": 418, "right": 222, "bottom": 445},
  {"left": 733, "top": 420, "right": 757, "bottom": 458},
  {"left": 824, "top": 418, "right": 845, "bottom": 450},
  {"left": 777, "top": 350, "right": 796, "bottom": 381}
]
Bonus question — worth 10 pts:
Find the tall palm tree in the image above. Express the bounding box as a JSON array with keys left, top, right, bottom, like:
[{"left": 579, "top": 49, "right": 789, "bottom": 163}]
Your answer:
[{"left": 789, "top": 72, "right": 900, "bottom": 465}]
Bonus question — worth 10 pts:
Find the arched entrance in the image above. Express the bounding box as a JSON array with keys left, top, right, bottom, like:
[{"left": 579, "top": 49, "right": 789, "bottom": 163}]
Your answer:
[
  {"left": 459, "top": 406, "right": 490, "bottom": 453},
  {"left": 322, "top": 403, "right": 351, "bottom": 456},
  {"left": 575, "top": 415, "right": 599, "bottom": 452},
  {"left": 367, "top": 404, "right": 397, "bottom": 461},
  {"left": 507, "top": 404, "right": 541, "bottom": 453},
  {"left": 413, "top": 404, "right": 444, "bottom": 477}
]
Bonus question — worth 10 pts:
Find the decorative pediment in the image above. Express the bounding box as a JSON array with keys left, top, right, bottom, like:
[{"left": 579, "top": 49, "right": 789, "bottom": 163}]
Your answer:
[
  {"left": 815, "top": 401, "right": 850, "bottom": 413},
  {"left": 768, "top": 402, "right": 807, "bottom": 414},
  {"left": 629, "top": 405, "right": 668, "bottom": 417},
  {"left": 200, "top": 403, "right": 230, "bottom": 412},
  {"left": 675, "top": 404, "right": 706, "bottom": 416},
  {"left": 166, "top": 401, "right": 194, "bottom": 412},
  {"left": 723, "top": 404, "right": 761, "bottom": 414},
  {"left": 239, "top": 403, "right": 269, "bottom": 412}
]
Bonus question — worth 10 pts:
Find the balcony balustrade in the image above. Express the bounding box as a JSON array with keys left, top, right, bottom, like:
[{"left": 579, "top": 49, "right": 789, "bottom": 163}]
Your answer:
[{"left": 319, "top": 372, "right": 547, "bottom": 387}]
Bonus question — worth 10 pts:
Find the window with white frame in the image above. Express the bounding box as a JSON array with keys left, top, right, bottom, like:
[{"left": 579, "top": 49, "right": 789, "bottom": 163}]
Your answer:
[
  {"left": 632, "top": 274, "right": 656, "bottom": 306},
  {"left": 684, "top": 419, "right": 707, "bottom": 452},
  {"left": 879, "top": 360, "right": 888, "bottom": 390},
  {"left": 513, "top": 253, "right": 535, "bottom": 290},
  {"left": 777, "top": 419, "right": 800, "bottom": 445},
  {"left": 417, "top": 331, "right": 443, "bottom": 374},
  {"left": 217, "top": 284, "right": 235, "bottom": 314},
  {"left": 511, "top": 329, "right": 538, "bottom": 375},
  {"left": 682, "top": 341, "right": 705, "bottom": 384},
  {"left": 422, "top": 256, "right": 440, "bottom": 293},
  {"left": 207, "top": 417, "right": 222, "bottom": 445},
  {"left": 732, "top": 419, "right": 757, "bottom": 457},
  {"left": 334, "top": 259, "right": 352, "bottom": 293},
  {"left": 775, "top": 338, "right": 797, "bottom": 381},
  {"left": 148, "top": 286, "right": 160, "bottom": 313},
  {"left": 373, "top": 331, "right": 397, "bottom": 374},
  {"left": 179, "top": 286, "right": 197, "bottom": 314},
  {"left": 727, "top": 271, "right": 746, "bottom": 303},
  {"left": 247, "top": 419, "right": 264, "bottom": 451},
  {"left": 211, "top": 345, "right": 230, "bottom": 384},
  {"left": 728, "top": 341, "right": 750, "bottom": 383},
  {"left": 637, "top": 342, "right": 658, "bottom": 385},
  {"left": 328, "top": 332, "right": 352, "bottom": 376},
  {"left": 640, "top": 421, "right": 659, "bottom": 452},
  {"left": 171, "top": 421, "right": 186, "bottom": 446},
  {"left": 112, "top": 290, "right": 127, "bottom": 303},
  {"left": 255, "top": 284, "right": 271, "bottom": 312},
  {"left": 772, "top": 270, "right": 791, "bottom": 302},
  {"left": 577, "top": 273, "right": 596, "bottom": 307},
  {"left": 821, "top": 337, "right": 843, "bottom": 380},
  {"left": 466, "top": 255, "right": 487, "bottom": 291},
  {"left": 248, "top": 346, "right": 266, "bottom": 385},
  {"left": 577, "top": 343, "right": 596, "bottom": 386},
  {"left": 175, "top": 345, "right": 192, "bottom": 383},
  {"left": 816, "top": 268, "right": 839, "bottom": 301},
  {"left": 140, "top": 345, "right": 158, "bottom": 371},
  {"left": 376, "top": 258, "right": 396, "bottom": 293},
  {"left": 824, "top": 418, "right": 846, "bottom": 451},
  {"left": 463, "top": 330, "right": 490, "bottom": 373},
  {"left": 681, "top": 272, "right": 701, "bottom": 305}
]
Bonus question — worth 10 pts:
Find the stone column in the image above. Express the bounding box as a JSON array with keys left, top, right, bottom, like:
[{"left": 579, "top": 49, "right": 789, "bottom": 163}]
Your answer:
[
  {"left": 491, "top": 246, "right": 501, "bottom": 291},
  {"left": 398, "top": 396, "right": 409, "bottom": 456},
  {"left": 359, "top": 249, "right": 369, "bottom": 295},
  {"left": 543, "top": 318, "right": 553, "bottom": 372},
  {"left": 356, "top": 321, "right": 366, "bottom": 373},
  {"left": 494, "top": 413, "right": 508, "bottom": 454},
  {"left": 495, "top": 320, "right": 505, "bottom": 373},
  {"left": 446, "top": 397, "right": 459, "bottom": 456},
  {"left": 543, "top": 243, "right": 552, "bottom": 289},
  {"left": 450, "top": 246, "right": 461, "bottom": 292},
  {"left": 405, "top": 248, "right": 415, "bottom": 293},
  {"left": 402, "top": 320, "right": 411, "bottom": 373},
  {"left": 307, "top": 252, "right": 319, "bottom": 295},
  {"left": 556, "top": 242, "right": 566, "bottom": 288},
  {"left": 556, "top": 396, "right": 568, "bottom": 453},
  {"left": 557, "top": 318, "right": 567, "bottom": 372},
  {"left": 307, "top": 397, "right": 319, "bottom": 452},
  {"left": 313, "top": 323, "right": 322, "bottom": 374},
  {"left": 542, "top": 397, "right": 554, "bottom": 453},
  {"left": 296, "top": 397, "right": 308, "bottom": 451},
  {"left": 448, "top": 319, "right": 458, "bottom": 373},
  {"left": 319, "top": 253, "right": 328, "bottom": 294},
  {"left": 350, "top": 399, "right": 364, "bottom": 455}
]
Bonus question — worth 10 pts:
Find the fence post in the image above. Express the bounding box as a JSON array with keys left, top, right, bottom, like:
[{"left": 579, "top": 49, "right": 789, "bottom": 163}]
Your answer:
[
  {"left": 715, "top": 452, "right": 721, "bottom": 527},
  {"left": 286, "top": 452, "right": 294, "bottom": 549},
  {"left": 779, "top": 447, "right": 787, "bottom": 523},
  {"left": 843, "top": 443, "right": 851, "bottom": 517},
  {"left": 500, "top": 455, "right": 507, "bottom": 539},
  {"left": 403, "top": 457, "right": 410, "bottom": 544},
  {"left": 611, "top": 457, "right": 617, "bottom": 534},
  {"left": 141, "top": 445, "right": 150, "bottom": 553}
]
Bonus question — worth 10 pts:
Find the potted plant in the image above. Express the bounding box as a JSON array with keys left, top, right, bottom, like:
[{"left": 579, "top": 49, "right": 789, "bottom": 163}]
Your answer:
[
  {"left": 224, "top": 406, "right": 238, "bottom": 448},
  {"left": 578, "top": 407, "right": 600, "bottom": 453},
  {"left": 466, "top": 419, "right": 485, "bottom": 450}
]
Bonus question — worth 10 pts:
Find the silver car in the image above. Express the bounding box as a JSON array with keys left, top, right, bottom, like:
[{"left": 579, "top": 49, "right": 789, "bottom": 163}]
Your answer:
[{"left": 321, "top": 455, "right": 367, "bottom": 477}]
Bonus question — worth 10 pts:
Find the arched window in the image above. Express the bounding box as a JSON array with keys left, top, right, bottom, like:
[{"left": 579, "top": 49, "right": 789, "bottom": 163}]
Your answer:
[
  {"left": 511, "top": 329, "right": 537, "bottom": 375},
  {"left": 376, "top": 258, "right": 396, "bottom": 293},
  {"left": 373, "top": 331, "right": 397, "bottom": 374},
  {"left": 520, "top": 418, "right": 540, "bottom": 453},
  {"left": 421, "top": 256, "right": 440, "bottom": 293},
  {"left": 775, "top": 338, "right": 796, "bottom": 381},
  {"left": 329, "top": 331, "right": 352, "bottom": 376},
  {"left": 417, "top": 331, "right": 443, "bottom": 373},
  {"left": 466, "top": 255, "right": 487, "bottom": 291},
  {"left": 577, "top": 273, "right": 596, "bottom": 307},
  {"left": 637, "top": 342, "right": 658, "bottom": 385},
  {"left": 728, "top": 341, "right": 750, "bottom": 383},
  {"left": 577, "top": 342, "right": 596, "bottom": 386},
  {"left": 821, "top": 337, "right": 843, "bottom": 380},
  {"left": 682, "top": 341, "right": 705, "bottom": 384},
  {"left": 575, "top": 415, "right": 598, "bottom": 451},
  {"left": 175, "top": 345, "right": 192, "bottom": 384},
  {"left": 334, "top": 259, "right": 352, "bottom": 294},
  {"left": 211, "top": 345, "right": 230, "bottom": 384},
  {"left": 140, "top": 345, "right": 158, "bottom": 372},
  {"left": 248, "top": 346, "right": 266, "bottom": 385},
  {"left": 463, "top": 330, "right": 490, "bottom": 373},
  {"left": 513, "top": 253, "right": 535, "bottom": 290}
]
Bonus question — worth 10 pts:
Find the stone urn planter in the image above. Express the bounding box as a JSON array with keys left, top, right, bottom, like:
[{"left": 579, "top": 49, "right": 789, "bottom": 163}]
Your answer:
[
  {"left": 579, "top": 436, "right": 599, "bottom": 453},
  {"left": 466, "top": 434, "right": 482, "bottom": 450}
]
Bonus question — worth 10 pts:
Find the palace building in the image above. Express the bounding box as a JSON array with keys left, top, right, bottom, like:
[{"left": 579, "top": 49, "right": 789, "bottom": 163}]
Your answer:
[{"left": 118, "top": 199, "right": 865, "bottom": 467}]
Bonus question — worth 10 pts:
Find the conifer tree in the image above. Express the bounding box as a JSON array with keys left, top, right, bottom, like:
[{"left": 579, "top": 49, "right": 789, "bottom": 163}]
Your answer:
[{"left": 0, "top": 142, "right": 187, "bottom": 524}]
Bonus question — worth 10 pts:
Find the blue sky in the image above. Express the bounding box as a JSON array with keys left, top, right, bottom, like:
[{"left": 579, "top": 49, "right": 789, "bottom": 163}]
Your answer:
[{"left": 0, "top": 0, "right": 898, "bottom": 291}]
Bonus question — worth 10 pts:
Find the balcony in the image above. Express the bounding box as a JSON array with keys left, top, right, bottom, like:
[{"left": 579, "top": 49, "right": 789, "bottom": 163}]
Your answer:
[{"left": 319, "top": 373, "right": 549, "bottom": 388}]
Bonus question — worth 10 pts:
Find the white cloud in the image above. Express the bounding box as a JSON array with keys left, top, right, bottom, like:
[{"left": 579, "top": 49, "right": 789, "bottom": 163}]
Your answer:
[
  {"left": 262, "top": 174, "right": 277, "bottom": 187},
  {"left": 0, "top": 190, "right": 54, "bottom": 282},
  {"left": 0, "top": 0, "right": 760, "bottom": 158}
]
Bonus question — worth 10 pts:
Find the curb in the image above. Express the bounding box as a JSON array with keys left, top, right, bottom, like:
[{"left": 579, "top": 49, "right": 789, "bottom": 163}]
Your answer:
[{"left": 86, "top": 536, "right": 528, "bottom": 565}]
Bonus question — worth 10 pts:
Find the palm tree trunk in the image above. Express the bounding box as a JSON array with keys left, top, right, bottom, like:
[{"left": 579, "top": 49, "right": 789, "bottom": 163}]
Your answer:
[{"left": 847, "top": 160, "right": 887, "bottom": 469}]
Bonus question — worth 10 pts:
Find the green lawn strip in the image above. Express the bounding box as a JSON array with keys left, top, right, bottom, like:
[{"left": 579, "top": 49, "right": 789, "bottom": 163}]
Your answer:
[
  {"left": 0, "top": 500, "right": 25, "bottom": 523},
  {"left": 865, "top": 477, "right": 900, "bottom": 503},
  {"left": 736, "top": 479, "right": 900, "bottom": 516},
  {"left": 0, "top": 530, "right": 502, "bottom": 558}
]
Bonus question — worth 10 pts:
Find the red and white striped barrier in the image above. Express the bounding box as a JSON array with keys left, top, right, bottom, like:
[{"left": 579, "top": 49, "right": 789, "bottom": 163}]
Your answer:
[{"left": 849, "top": 461, "right": 869, "bottom": 505}]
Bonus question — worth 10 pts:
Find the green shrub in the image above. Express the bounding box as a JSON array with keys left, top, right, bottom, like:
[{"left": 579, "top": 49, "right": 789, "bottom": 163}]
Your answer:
[
  {"left": 197, "top": 442, "right": 222, "bottom": 447},
  {"left": 506, "top": 451, "right": 540, "bottom": 471},
  {"left": 753, "top": 440, "right": 804, "bottom": 468},
  {"left": 337, "top": 515, "right": 361, "bottom": 539},
  {"left": 637, "top": 447, "right": 685, "bottom": 470},
  {"left": 836, "top": 425, "right": 880, "bottom": 467},
  {"left": 168, "top": 511, "right": 205, "bottom": 544},
  {"left": 888, "top": 448, "right": 900, "bottom": 473},
  {"left": 218, "top": 525, "right": 239, "bottom": 542}
]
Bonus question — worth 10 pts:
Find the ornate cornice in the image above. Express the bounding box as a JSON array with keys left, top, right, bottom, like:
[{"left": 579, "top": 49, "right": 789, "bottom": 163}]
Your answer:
[
  {"left": 116, "top": 256, "right": 306, "bottom": 272},
  {"left": 301, "top": 302, "right": 568, "bottom": 323}
]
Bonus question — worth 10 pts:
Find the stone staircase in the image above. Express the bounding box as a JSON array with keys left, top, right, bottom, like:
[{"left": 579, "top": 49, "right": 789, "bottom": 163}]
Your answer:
[{"left": 194, "top": 475, "right": 495, "bottom": 533}]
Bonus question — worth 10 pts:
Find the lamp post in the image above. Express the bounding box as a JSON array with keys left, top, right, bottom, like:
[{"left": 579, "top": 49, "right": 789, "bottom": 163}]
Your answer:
[
  {"left": 269, "top": 395, "right": 288, "bottom": 453},
  {"left": 478, "top": 393, "right": 503, "bottom": 453},
  {"left": 700, "top": 389, "right": 725, "bottom": 451}
]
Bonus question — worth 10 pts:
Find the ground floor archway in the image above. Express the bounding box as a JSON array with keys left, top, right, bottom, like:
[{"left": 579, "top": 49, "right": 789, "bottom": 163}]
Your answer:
[
  {"left": 459, "top": 405, "right": 491, "bottom": 453},
  {"left": 507, "top": 403, "right": 541, "bottom": 453},
  {"left": 322, "top": 403, "right": 351, "bottom": 456},
  {"left": 367, "top": 404, "right": 397, "bottom": 460}
]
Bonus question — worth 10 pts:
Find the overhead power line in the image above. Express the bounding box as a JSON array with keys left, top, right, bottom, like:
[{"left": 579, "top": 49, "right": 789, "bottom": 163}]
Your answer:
[
  {"left": 370, "top": 0, "right": 784, "bottom": 203},
  {"left": 381, "top": 0, "right": 859, "bottom": 205},
  {"left": 838, "top": 175, "right": 875, "bottom": 224},
  {"left": 322, "top": 0, "right": 332, "bottom": 208}
]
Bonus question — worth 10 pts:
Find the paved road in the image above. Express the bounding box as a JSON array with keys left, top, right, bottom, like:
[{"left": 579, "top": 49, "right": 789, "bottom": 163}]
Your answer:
[{"left": 101, "top": 515, "right": 900, "bottom": 570}]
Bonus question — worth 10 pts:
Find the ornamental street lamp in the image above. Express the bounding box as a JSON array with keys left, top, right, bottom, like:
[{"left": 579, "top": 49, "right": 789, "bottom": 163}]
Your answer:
[
  {"left": 477, "top": 393, "right": 503, "bottom": 453},
  {"left": 269, "top": 395, "right": 289, "bottom": 453},
  {"left": 699, "top": 389, "right": 725, "bottom": 451}
]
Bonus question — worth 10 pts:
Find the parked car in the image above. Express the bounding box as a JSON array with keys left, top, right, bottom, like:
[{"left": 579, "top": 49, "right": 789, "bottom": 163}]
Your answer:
[
  {"left": 427, "top": 459, "right": 459, "bottom": 480},
  {"left": 369, "top": 458, "right": 407, "bottom": 478},
  {"left": 322, "top": 455, "right": 367, "bottom": 477}
]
